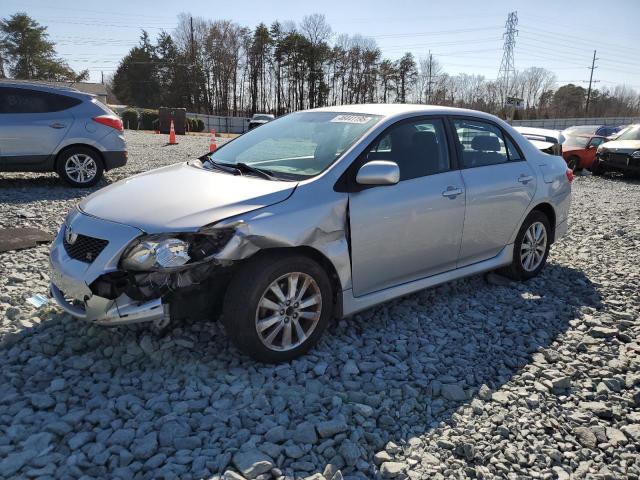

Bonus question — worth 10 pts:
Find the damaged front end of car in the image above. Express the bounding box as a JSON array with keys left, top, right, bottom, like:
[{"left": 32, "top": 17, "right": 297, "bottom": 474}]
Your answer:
[{"left": 49, "top": 209, "right": 238, "bottom": 327}]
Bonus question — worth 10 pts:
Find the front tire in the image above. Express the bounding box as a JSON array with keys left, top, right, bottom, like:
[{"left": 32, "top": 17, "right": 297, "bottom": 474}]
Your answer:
[
  {"left": 501, "top": 211, "right": 551, "bottom": 281},
  {"left": 56, "top": 147, "right": 104, "bottom": 187},
  {"left": 222, "top": 252, "right": 334, "bottom": 363},
  {"left": 591, "top": 158, "right": 605, "bottom": 176}
]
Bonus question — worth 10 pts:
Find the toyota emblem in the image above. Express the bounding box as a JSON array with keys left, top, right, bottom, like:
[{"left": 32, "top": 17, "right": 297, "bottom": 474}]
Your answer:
[{"left": 65, "top": 225, "right": 78, "bottom": 245}]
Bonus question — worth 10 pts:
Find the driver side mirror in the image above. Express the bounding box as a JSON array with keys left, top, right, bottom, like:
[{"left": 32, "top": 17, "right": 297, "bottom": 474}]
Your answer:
[{"left": 356, "top": 160, "right": 400, "bottom": 186}]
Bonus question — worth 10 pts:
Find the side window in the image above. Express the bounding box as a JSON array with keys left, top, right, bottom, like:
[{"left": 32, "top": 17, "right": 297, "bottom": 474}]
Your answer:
[
  {"left": 453, "top": 119, "right": 510, "bottom": 168},
  {"left": 589, "top": 137, "right": 605, "bottom": 148},
  {"left": 506, "top": 137, "right": 523, "bottom": 161},
  {"left": 365, "top": 118, "right": 450, "bottom": 181},
  {"left": 0, "top": 87, "right": 80, "bottom": 114}
]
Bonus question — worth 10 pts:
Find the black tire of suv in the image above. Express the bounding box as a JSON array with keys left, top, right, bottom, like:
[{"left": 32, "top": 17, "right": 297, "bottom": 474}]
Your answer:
[
  {"left": 501, "top": 210, "right": 552, "bottom": 281},
  {"left": 56, "top": 147, "right": 104, "bottom": 187},
  {"left": 221, "top": 252, "right": 334, "bottom": 363}
]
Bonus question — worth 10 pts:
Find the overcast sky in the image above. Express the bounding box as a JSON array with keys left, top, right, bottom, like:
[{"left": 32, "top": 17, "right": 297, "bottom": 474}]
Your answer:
[{"left": 4, "top": 0, "right": 639, "bottom": 91}]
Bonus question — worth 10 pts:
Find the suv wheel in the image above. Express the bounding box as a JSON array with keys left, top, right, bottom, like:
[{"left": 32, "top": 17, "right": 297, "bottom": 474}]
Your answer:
[
  {"left": 57, "top": 147, "right": 104, "bottom": 187},
  {"left": 222, "top": 253, "right": 333, "bottom": 363},
  {"left": 501, "top": 210, "right": 551, "bottom": 281}
]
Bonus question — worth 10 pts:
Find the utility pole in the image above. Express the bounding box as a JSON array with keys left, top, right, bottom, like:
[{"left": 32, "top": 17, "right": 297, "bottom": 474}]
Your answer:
[
  {"left": 189, "top": 16, "right": 198, "bottom": 113},
  {"left": 101, "top": 71, "right": 104, "bottom": 84},
  {"left": 498, "top": 11, "right": 518, "bottom": 112},
  {"left": 585, "top": 49, "right": 599, "bottom": 114},
  {"left": 426, "top": 50, "right": 434, "bottom": 104}
]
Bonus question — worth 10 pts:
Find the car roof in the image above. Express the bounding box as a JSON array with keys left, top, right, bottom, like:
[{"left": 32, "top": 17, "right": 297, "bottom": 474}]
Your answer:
[
  {"left": 310, "top": 103, "right": 502, "bottom": 122},
  {"left": 514, "top": 126, "right": 562, "bottom": 138},
  {"left": 0, "top": 80, "right": 91, "bottom": 99}
]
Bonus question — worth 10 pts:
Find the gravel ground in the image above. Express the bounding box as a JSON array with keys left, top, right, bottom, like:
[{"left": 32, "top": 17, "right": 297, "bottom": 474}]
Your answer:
[{"left": 0, "top": 131, "right": 639, "bottom": 480}]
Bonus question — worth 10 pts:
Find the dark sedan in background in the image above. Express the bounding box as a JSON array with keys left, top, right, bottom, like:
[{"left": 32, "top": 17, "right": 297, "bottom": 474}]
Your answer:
[{"left": 593, "top": 124, "right": 640, "bottom": 176}]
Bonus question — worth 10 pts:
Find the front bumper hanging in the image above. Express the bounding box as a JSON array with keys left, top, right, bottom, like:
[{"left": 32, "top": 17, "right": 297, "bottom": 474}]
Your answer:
[{"left": 49, "top": 282, "right": 166, "bottom": 326}]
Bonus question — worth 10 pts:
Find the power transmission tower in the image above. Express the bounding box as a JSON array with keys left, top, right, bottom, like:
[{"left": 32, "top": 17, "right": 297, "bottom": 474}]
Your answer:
[
  {"left": 498, "top": 11, "right": 518, "bottom": 109},
  {"left": 585, "top": 50, "right": 599, "bottom": 114}
]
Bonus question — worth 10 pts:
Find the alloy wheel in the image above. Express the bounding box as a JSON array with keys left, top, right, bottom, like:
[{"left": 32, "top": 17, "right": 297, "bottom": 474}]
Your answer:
[
  {"left": 65, "top": 154, "right": 97, "bottom": 184},
  {"left": 255, "top": 272, "right": 322, "bottom": 352},
  {"left": 520, "top": 221, "right": 547, "bottom": 272}
]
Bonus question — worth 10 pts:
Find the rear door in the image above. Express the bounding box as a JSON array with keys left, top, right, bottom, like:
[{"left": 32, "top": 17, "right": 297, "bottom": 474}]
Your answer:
[
  {"left": 348, "top": 117, "right": 466, "bottom": 296},
  {"left": 0, "top": 87, "right": 78, "bottom": 170},
  {"left": 451, "top": 117, "right": 536, "bottom": 267}
]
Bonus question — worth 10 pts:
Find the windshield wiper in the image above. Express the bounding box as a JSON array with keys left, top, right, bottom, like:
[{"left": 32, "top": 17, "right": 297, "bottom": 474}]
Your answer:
[
  {"left": 202, "top": 158, "right": 241, "bottom": 175},
  {"left": 201, "top": 155, "right": 278, "bottom": 180},
  {"left": 235, "top": 162, "right": 277, "bottom": 180}
]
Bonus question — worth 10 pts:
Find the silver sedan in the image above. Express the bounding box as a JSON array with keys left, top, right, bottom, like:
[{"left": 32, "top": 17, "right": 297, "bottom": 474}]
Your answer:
[{"left": 49, "top": 104, "right": 572, "bottom": 362}]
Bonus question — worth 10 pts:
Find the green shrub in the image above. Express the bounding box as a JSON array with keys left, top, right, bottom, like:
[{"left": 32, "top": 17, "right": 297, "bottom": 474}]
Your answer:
[
  {"left": 140, "top": 109, "right": 159, "bottom": 130},
  {"left": 196, "top": 119, "right": 205, "bottom": 132},
  {"left": 121, "top": 109, "right": 139, "bottom": 130}
]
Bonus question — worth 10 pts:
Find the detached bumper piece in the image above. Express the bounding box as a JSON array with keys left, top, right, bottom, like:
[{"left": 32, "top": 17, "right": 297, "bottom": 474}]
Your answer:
[{"left": 50, "top": 282, "right": 166, "bottom": 326}]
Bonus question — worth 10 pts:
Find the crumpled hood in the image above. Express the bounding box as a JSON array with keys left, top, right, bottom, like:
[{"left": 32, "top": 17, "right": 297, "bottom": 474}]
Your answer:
[
  {"left": 599, "top": 139, "right": 640, "bottom": 153},
  {"left": 79, "top": 162, "right": 297, "bottom": 233}
]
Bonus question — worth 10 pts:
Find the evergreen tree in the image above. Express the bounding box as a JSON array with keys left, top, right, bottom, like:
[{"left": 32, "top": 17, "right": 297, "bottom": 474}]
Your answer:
[{"left": 0, "top": 12, "right": 87, "bottom": 81}]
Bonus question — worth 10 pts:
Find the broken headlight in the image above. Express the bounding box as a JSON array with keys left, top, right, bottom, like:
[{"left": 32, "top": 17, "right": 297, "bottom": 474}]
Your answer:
[{"left": 120, "top": 230, "right": 234, "bottom": 272}]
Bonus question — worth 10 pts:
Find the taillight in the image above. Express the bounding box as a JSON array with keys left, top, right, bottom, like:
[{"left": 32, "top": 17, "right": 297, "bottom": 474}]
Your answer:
[
  {"left": 566, "top": 168, "right": 574, "bottom": 183},
  {"left": 93, "top": 115, "right": 123, "bottom": 132}
]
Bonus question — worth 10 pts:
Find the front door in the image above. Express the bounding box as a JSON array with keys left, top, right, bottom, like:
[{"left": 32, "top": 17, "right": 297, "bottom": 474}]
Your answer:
[
  {"left": 0, "top": 87, "right": 73, "bottom": 169},
  {"left": 349, "top": 117, "right": 466, "bottom": 297},
  {"left": 450, "top": 117, "right": 536, "bottom": 267}
]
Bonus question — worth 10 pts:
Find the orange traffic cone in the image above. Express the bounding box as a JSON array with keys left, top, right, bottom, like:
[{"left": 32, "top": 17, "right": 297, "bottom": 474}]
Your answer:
[
  {"left": 209, "top": 129, "right": 217, "bottom": 152},
  {"left": 168, "top": 120, "right": 177, "bottom": 145}
]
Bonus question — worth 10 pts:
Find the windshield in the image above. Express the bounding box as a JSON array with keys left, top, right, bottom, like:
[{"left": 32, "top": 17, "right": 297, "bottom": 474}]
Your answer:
[
  {"left": 252, "top": 115, "right": 273, "bottom": 121},
  {"left": 563, "top": 135, "right": 590, "bottom": 148},
  {"left": 565, "top": 126, "right": 598, "bottom": 135},
  {"left": 206, "top": 111, "right": 382, "bottom": 179},
  {"left": 618, "top": 125, "right": 640, "bottom": 141}
]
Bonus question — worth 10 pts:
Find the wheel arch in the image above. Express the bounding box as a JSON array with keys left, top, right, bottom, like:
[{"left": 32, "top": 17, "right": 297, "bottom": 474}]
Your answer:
[
  {"left": 249, "top": 246, "right": 344, "bottom": 318},
  {"left": 530, "top": 202, "right": 557, "bottom": 243},
  {"left": 54, "top": 143, "right": 105, "bottom": 171}
]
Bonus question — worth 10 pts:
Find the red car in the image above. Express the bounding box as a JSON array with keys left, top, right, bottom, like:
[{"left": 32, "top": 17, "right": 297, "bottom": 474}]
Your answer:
[{"left": 562, "top": 134, "right": 607, "bottom": 171}]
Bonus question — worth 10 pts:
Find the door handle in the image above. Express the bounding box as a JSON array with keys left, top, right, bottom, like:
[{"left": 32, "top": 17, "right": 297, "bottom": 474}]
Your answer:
[
  {"left": 517, "top": 174, "right": 534, "bottom": 184},
  {"left": 49, "top": 123, "right": 66, "bottom": 129},
  {"left": 442, "top": 186, "right": 463, "bottom": 198}
]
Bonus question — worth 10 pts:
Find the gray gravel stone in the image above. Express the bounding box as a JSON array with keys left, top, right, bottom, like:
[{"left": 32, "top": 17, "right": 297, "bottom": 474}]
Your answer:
[
  {"left": 441, "top": 384, "right": 466, "bottom": 401},
  {"left": 1, "top": 136, "right": 638, "bottom": 479},
  {"left": 317, "top": 417, "right": 348, "bottom": 438},
  {"left": 232, "top": 450, "right": 274, "bottom": 479}
]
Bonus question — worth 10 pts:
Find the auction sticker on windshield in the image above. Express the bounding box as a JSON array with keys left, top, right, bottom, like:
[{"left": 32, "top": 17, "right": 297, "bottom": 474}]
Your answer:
[{"left": 330, "top": 114, "right": 373, "bottom": 124}]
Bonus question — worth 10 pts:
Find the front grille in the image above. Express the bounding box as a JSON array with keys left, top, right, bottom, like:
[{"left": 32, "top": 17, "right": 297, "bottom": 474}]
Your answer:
[
  {"left": 608, "top": 152, "right": 630, "bottom": 167},
  {"left": 64, "top": 233, "right": 108, "bottom": 263}
]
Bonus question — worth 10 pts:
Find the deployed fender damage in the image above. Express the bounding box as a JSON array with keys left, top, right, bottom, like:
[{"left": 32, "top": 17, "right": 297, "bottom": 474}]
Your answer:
[{"left": 81, "top": 194, "right": 352, "bottom": 326}]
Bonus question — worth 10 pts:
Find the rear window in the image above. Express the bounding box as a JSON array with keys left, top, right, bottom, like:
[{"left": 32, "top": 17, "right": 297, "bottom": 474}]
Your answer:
[{"left": 0, "top": 87, "right": 82, "bottom": 114}]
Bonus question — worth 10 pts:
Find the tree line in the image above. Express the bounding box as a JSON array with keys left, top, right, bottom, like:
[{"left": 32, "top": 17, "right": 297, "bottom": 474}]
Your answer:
[
  {"left": 109, "top": 13, "right": 640, "bottom": 119},
  {"left": 1, "top": 12, "right": 639, "bottom": 120}
]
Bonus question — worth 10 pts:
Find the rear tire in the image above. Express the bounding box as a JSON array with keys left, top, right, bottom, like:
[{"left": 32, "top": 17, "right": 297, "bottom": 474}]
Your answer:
[
  {"left": 222, "top": 252, "right": 334, "bottom": 363},
  {"left": 501, "top": 210, "right": 551, "bottom": 281},
  {"left": 56, "top": 147, "right": 104, "bottom": 187}
]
